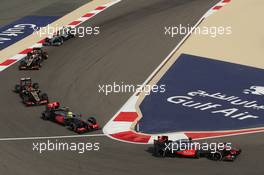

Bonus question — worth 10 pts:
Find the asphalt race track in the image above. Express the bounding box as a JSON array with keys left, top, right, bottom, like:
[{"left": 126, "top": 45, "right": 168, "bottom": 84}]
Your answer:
[
  {"left": 0, "top": 0, "right": 263, "bottom": 174},
  {"left": 0, "top": 0, "right": 91, "bottom": 26}
]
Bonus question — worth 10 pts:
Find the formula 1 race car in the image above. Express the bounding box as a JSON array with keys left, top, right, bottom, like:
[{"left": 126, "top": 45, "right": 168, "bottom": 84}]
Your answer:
[
  {"left": 42, "top": 102, "right": 100, "bottom": 134},
  {"left": 43, "top": 35, "right": 64, "bottom": 46},
  {"left": 43, "top": 27, "right": 75, "bottom": 46},
  {"left": 153, "top": 136, "right": 241, "bottom": 161},
  {"left": 59, "top": 27, "right": 76, "bottom": 41},
  {"left": 19, "top": 48, "right": 48, "bottom": 70},
  {"left": 14, "top": 78, "right": 49, "bottom": 106}
]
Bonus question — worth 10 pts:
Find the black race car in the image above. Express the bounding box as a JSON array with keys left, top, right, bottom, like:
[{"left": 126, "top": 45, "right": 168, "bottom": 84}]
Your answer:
[
  {"left": 14, "top": 78, "right": 49, "bottom": 106},
  {"left": 153, "top": 136, "right": 241, "bottom": 161},
  {"left": 19, "top": 48, "right": 48, "bottom": 70},
  {"left": 43, "top": 27, "right": 75, "bottom": 46},
  {"left": 42, "top": 102, "right": 100, "bottom": 133}
]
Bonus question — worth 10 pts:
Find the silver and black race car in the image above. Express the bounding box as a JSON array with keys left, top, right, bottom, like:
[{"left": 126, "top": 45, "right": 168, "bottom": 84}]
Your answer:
[{"left": 43, "top": 27, "right": 76, "bottom": 46}]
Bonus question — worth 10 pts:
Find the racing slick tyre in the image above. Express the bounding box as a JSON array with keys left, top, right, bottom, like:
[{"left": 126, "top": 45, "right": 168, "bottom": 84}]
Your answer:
[
  {"left": 153, "top": 144, "right": 166, "bottom": 158},
  {"left": 43, "top": 52, "right": 48, "bottom": 59},
  {"left": 22, "top": 95, "right": 30, "bottom": 104},
  {"left": 41, "top": 112, "right": 50, "bottom": 120},
  {"left": 33, "top": 83, "right": 39, "bottom": 89},
  {"left": 154, "top": 149, "right": 166, "bottom": 158},
  {"left": 43, "top": 38, "right": 51, "bottom": 46},
  {"left": 18, "top": 64, "right": 25, "bottom": 70},
  {"left": 44, "top": 38, "right": 50, "bottom": 42},
  {"left": 41, "top": 93, "right": 49, "bottom": 101},
  {"left": 14, "top": 85, "right": 20, "bottom": 93},
  {"left": 195, "top": 151, "right": 201, "bottom": 159},
  {"left": 57, "top": 40, "right": 63, "bottom": 46},
  {"left": 33, "top": 47, "right": 40, "bottom": 51},
  {"left": 19, "top": 60, "right": 26, "bottom": 66},
  {"left": 87, "top": 117, "right": 97, "bottom": 124},
  {"left": 69, "top": 122, "right": 77, "bottom": 131},
  {"left": 27, "top": 52, "right": 33, "bottom": 57},
  {"left": 210, "top": 151, "right": 222, "bottom": 161}
]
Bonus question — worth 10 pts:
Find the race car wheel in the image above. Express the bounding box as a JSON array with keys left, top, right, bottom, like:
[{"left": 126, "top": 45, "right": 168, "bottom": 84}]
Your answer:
[
  {"left": 20, "top": 60, "right": 26, "bottom": 66},
  {"left": 154, "top": 149, "right": 166, "bottom": 158},
  {"left": 27, "top": 52, "right": 33, "bottom": 57},
  {"left": 42, "top": 112, "right": 49, "bottom": 120},
  {"left": 14, "top": 85, "right": 21, "bottom": 93},
  {"left": 33, "top": 83, "right": 39, "bottom": 89},
  {"left": 22, "top": 95, "right": 30, "bottom": 104},
  {"left": 41, "top": 93, "right": 48, "bottom": 101},
  {"left": 44, "top": 38, "right": 50, "bottom": 42},
  {"left": 153, "top": 143, "right": 166, "bottom": 158},
  {"left": 33, "top": 47, "right": 40, "bottom": 51},
  {"left": 195, "top": 151, "right": 201, "bottom": 159},
  {"left": 87, "top": 117, "right": 97, "bottom": 124},
  {"left": 210, "top": 152, "right": 222, "bottom": 161},
  {"left": 69, "top": 122, "right": 77, "bottom": 131},
  {"left": 43, "top": 52, "right": 48, "bottom": 59}
]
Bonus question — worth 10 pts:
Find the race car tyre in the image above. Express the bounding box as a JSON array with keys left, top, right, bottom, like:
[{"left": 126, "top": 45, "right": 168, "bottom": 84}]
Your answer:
[
  {"left": 20, "top": 60, "right": 26, "bottom": 66},
  {"left": 41, "top": 93, "right": 49, "bottom": 101},
  {"left": 210, "top": 151, "right": 222, "bottom": 161},
  {"left": 14, "top": 85, "right": 20, "bottom": 93},
  {"left": 195, "top": 151, "right": 200, "bottom": 159},
  {"left": 153, "top": 144, "right": 165, "bottom": 158},
  {"left": 33, "top": 83, "right": 39, "bottom": 89},
  {"left": 69, "top": 122, "right": 77, "bottom": 131},
  {"left": 27, "top": 52, "right": 33, "bottom": 57},
  {"left": 87, "top": 117, "right": 97, "bottom": 124},
  {"left": 43, "top": 43, "right": 50, "bottom": 46},
  {"left": 22, "top": 95, "right": 30, "bottom": 104},
  {"left": 33, "top": 47, "right": 40, "bottom": 51},
  {"left": 42, "top": 112, "right": 49, "bottom": 120},
  {"left": 43, "top": 52, "right": 48, "bottom": 59},
  {"left": 44, "top": 38, "right": 50, "bottom": 42},
  {"left": 153, "top": 148, "right": 161, "bottom": 157}
]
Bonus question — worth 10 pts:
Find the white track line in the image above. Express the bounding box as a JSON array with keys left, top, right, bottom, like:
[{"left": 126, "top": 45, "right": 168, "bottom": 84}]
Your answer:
[{"left": 0, "top": 134, "right": 106, "bottom": 141}]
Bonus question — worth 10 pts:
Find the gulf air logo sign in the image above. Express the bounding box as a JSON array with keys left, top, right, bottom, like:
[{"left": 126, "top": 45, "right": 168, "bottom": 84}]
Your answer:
[
  {"left": 167, "top": 90, "right": 263, "bottom": 121},
  {"left": 0, "top": 24, "right": 36, "bottom": 44},
  {"left": 243, "top": 86, "right": 264, "bottom": 96}
]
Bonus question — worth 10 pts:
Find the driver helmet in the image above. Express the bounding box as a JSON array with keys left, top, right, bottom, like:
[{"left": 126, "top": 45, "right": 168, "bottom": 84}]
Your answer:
[{"left": 67, "top": 111, "right": 73, "bottom": 118}]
